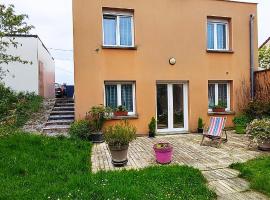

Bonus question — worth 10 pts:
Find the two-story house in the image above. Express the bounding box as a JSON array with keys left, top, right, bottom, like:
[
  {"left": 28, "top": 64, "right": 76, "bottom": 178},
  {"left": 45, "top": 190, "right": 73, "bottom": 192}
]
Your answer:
[{"left": 73, "top": 0, "right": 258, "bottom": 135}]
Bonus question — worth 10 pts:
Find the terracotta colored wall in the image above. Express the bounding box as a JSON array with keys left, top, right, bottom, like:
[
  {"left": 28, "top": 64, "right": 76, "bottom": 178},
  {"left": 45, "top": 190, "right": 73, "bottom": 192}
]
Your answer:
[
  {"left": 73, "top": 0, "right": 258, "bottom": 134},
  {"left": 255, "top": 69, "right": 270, "bottom": 101}
]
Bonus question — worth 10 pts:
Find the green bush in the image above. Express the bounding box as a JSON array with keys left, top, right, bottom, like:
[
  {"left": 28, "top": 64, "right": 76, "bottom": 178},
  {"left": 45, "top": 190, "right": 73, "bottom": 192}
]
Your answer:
[
  {"left": 198, "top": 117, "right": 205, "bottom": 129},
  {"left": 69, "top": 120, "right": 91, "bottom": 140},
  {"left": 233, "top": 115, "right": 250, "bottom": 126},
  {"left": 0, "top": 83, "right": 42, "bottom": 128},
  {"left": 246, "top": 118, "right": 270, "bottom": 142},
  {"left": 104, "top": 121, "right": 136, "bottom": 147},
  {"left": 244, "top": 101, "right": 270, "bottom": 120},
  {"left": 148, "top": 117, "right": 156, "bottom": 136}
]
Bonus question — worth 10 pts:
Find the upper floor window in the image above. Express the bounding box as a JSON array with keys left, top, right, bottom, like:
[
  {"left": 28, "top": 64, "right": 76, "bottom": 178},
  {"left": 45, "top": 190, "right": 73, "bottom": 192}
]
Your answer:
[
  {"left": 103, "top": 11, "right": 134, "bottom": 47},
  {"left": 207, "top": 19, "right": 229, "bottom": 51}
]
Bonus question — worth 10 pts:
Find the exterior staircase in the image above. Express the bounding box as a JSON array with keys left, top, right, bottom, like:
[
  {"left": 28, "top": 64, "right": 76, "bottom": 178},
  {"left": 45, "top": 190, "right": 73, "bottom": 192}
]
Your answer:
[{"left": 43, "top": 98, "right": 75, "bottom": 135}]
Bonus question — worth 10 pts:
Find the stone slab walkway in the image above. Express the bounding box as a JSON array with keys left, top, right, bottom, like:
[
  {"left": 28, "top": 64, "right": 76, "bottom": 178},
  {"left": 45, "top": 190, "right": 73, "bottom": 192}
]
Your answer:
[{"left": 91, "top": 133, "right": 269, "bottom": 199}]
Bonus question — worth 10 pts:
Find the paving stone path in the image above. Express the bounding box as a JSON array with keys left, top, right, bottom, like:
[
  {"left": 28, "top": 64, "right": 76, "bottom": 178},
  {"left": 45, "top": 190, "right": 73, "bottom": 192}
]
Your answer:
[{"left": 91, "top": 133, "right": 269, "bottom": 199}]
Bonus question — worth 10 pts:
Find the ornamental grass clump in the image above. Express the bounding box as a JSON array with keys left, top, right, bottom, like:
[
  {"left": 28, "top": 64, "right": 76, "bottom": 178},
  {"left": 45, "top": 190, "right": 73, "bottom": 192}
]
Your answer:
[
  {"left": 246, "top": 118, "right": 270, "bottom": 143},
  {"left": 104, "top": 121, "right": 137, "bottom": 147}
]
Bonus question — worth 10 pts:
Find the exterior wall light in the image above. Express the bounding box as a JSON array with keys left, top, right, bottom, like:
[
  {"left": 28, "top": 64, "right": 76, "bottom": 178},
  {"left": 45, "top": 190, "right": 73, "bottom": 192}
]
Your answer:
[{"left": 169, "top": 57, "right": 176, "bottom": 65}]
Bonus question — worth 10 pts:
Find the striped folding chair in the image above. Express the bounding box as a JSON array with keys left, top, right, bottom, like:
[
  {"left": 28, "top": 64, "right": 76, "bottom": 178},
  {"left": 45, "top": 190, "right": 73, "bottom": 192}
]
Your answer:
[{"left": 200, "top": 117, "right": 228, "bottom": 147}]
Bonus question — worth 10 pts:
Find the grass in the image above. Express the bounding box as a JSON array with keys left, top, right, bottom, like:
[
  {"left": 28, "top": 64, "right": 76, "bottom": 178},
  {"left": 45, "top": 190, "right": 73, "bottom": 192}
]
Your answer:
[
  {"left": 231, "top": 156, "right": 270, "bottom": 197},
  {"left": 0, "top": 133, "right": 216, "bottom": 200}
]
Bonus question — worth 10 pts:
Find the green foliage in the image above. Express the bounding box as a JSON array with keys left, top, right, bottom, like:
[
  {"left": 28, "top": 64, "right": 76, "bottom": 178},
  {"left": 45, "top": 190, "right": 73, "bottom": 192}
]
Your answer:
[
  {"left": 0, "top": 133, "right": 216, "bottom": 200},
  {"left": 0, "top": 4, "right": 34, "bottom": 78},
  {"left": 148, "top": 117, "right": 156, "bottom": 135},
  {"left": 233, "top": 115, "right": 250, "bottom": 126},
  {"left": 231, "top": 156, "right": 270, "bottom": 197},
  {"left": 104, "top": 121, "right": 137, "bottom": 147},
  {"left": 198, "top": 117, "right": 205, "bottom": 129},
  {"left": 114, "top": 105, "right": 128, "bottom": 112},
  {"left": 246, "top": 118, "right": 270, "bottom": 142},
  {"left": 212, "top": 101, "right": 226, "bottom": 109},
  {"left": 0, "top": 83, "right": 42, "bottom": 128},
  {"left": 69, "top": 120, "right": 91, "bottom": 140},
  {"left": 86, "top": 105, "right": 112, "bottom": 132},
  {"left": 243, "top": 100, "right": 270, "bottom": 120},
  {"left": 259, "top": 46, "right": 270, "bottom": 69}
]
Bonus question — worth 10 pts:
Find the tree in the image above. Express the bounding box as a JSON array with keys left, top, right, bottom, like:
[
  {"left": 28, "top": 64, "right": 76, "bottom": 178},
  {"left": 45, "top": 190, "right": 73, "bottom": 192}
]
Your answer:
[
  {"left": 259, "top": 46, "right": 270, "bottom": 69},
  {"left": 0, "top": 4, "right": 34, "bottom": 79}
]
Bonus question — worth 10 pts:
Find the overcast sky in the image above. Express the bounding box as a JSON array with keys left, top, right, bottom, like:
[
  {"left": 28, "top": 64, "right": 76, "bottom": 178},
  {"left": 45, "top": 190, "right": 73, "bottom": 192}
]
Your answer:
[{"left": 2, "top": 0, "right": 270, "bottom": 85}]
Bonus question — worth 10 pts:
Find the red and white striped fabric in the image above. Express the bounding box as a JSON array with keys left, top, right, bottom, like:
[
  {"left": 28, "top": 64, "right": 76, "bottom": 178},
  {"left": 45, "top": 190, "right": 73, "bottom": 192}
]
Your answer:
[{"left": 206, "top": 117, "right": 226, "bottom": 137}]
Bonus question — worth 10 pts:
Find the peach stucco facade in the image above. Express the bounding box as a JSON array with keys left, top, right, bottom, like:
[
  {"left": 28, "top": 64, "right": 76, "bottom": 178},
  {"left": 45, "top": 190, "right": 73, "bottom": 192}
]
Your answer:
[{"left": 73, "top": 0, "right": 258, "bottom": 135}]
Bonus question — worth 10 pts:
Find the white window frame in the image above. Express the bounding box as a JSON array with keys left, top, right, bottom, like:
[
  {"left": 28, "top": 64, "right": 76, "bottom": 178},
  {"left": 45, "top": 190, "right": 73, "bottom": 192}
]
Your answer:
[
  {"left": 208, "top": 82, "right": 230, "bottom": 112},
  {"left": 102, "top": 11, "right": 135, "bottom": 47},
  {"left": 104, "top": 82, "right": 136, "bottom": 115},
  {"left": 207, "top": 19, "right": 229, "bottom": 51}
]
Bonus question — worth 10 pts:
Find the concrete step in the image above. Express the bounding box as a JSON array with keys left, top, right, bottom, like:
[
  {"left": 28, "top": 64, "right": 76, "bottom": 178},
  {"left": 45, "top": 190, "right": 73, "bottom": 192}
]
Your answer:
[
  {"left": 43, "top": 125, "right": 70, "bottom": 133},
  {"left": 55, "top": 99, "right": 74, "bottom": 103},
  {"left": 50, "top": 111, "right": 75, "bottom": 115},
  {"left": 46, "top": 119, "right": 74, "bottom": 125},
  {"left": 49, "top": 115, "right": 74, "bottom": 120},
  {"left": 53, "top": 106, "right": 74, "bottom": 111},
  {"left": 55, "top": 103, "right": 74, "bottom": 107}
]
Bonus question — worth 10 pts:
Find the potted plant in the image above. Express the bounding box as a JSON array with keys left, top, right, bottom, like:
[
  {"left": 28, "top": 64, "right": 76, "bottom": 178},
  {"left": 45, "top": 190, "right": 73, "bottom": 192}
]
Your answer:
[
  {"left": 233, "top": 115, "right": 250, "bottom": 134},
  {"left": 104, "top": 121, "right": 137, "bottom": 166},
  {"left": 197, "top": 117, "right": 205, "bottom": 133},
  {"left": 148, "top": 117, "right": 157, "bottom": 138},
  {"left": 153, "top": 142, "right": 173, "bottom": 164},
  {"left": 86, "top": 105, "right": 112, "bottom": 143},
  {"left": 212, "top": 101, "right": 226, "bottom": 112},
  {"left": 114, "top": 105, "right": 128, "bottom": 116},
  {"left": 246, "top": 118, "right": 270, "bottom": 151}
]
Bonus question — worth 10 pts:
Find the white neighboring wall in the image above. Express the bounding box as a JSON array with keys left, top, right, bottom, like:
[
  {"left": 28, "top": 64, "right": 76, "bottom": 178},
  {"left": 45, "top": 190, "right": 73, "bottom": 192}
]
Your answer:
[{"left": 1, "top": 36, "right": 55, "bottom": 98}]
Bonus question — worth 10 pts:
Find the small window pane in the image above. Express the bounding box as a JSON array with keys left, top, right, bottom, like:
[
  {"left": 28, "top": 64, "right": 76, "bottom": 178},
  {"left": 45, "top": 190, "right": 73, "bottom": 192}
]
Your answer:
[
  {"left": 208, "top": 84, "right": 215, "bottom": 108},
  {"left": 217, "top": 24, "right": 227, "bottom": 50},
  {"left": 207, "top": 23, "right": 214, "bottom": 49},
  {"left": 103, "top": 15, "right": 116, "bottom": 45},
  {"left": 121, "top": 84, "right": 133, "bottom": 112},
  {"left": 218, "top": 84, "right": 228, "bottom": 108},
  {"left": 105, "top": 85, "right": 117, "bottom": 109},
  {"left": 119, "top": 16, "right": 132, "bottom": 46}
]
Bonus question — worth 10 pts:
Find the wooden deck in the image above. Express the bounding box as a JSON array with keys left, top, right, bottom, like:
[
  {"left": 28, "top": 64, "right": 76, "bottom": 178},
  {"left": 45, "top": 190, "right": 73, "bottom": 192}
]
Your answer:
[{"left": 91, "top": 133, "right": 269, "bottom": 199}]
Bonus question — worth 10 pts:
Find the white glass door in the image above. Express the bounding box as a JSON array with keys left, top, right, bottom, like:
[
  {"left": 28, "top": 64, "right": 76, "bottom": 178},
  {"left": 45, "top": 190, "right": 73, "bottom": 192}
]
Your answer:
[{"left": 156, "top": 83, "right": 188, "bottom": 133}]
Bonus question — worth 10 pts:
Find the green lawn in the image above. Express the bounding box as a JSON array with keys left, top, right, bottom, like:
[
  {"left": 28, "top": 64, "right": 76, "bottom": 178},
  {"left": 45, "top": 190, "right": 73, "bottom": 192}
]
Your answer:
[
  {"left": 231, "top": 156, "right": 270, "bottom": 197},
  {"left": 0, "top": 133, "right": 216, "bottom": 200}
]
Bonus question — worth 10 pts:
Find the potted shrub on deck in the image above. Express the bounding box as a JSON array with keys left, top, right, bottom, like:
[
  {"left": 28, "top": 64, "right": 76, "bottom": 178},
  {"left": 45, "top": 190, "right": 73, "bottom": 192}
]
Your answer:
[
  {"left": 114, "top": 105, "right": 128, "bottom": 116},
  {"left": 197, "top": 117, "right": 205, "bottom": 133},
  {"left": 153, "top": 142, "right": 173, "bottom": 164},
  {"left": 246, "top": 118, "right": 270, "bottom": 151},
  {"left": 212, "top": 101, "right": 226, "bottom": 112},
  {"left": 104, "top": 121, "right": 137, "bottom": 166},
  {"left": 148, "top": 117, "right": 157, "bottom": 138},
  {"left": 87, "top": 105, "right": 112, "bottom": 143}
]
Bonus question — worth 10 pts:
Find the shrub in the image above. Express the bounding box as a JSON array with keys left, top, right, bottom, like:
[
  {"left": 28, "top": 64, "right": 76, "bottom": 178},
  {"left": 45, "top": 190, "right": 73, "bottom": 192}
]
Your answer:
[
  {"left": 233, "top": 115, "right": 250, "bottom": 126},
  {"left": 69, "top": 120, "right": 91, "bottom": 140},
  {"left": 104, "top": 121, "right": 136, "bottom": 147},
  {"left": 86, "top": 105, "right": 112, "bottom": 132},
  {"left": 198, "top": 117, "right": 204, "bottom": 129},
  {"left": 246, "top": 118, "right": 270, "bottom": 142},
  {"left": 148, "top": 117, "right": 156, "bottom": 136},
  {"left": 244, "top": 100, "right": 270, "bottom": 120},
  {"left": 0, "top": 83, "right": 42, "bottom": 127}
]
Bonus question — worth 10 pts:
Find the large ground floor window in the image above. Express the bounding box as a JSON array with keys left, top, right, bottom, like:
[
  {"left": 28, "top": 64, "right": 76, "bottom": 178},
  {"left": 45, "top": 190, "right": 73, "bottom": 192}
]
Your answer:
[
  {"left": 104, "top": 81, "right": 136, "bottom": 115},
  {"left": 208, "top": 81, "right": 230, "bottom": 111}
]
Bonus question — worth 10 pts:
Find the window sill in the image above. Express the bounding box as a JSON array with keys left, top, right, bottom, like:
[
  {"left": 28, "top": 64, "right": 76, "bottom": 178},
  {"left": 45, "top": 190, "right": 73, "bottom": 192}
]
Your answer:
[
  {"left": 102, "top": 45, "right": 137, "bottom": 50},
  {"left": 110, "top": 114, "right": 139, "bottom": 120},
  {"left": 206, "top": 49, "right": 234, "bottom": 54},
  {"left": 208, "top": 111, "right": 236, "bottom": 116}
]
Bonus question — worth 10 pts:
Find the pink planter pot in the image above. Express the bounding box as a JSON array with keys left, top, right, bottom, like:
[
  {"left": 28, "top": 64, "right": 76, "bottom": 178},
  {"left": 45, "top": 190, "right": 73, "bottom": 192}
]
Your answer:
[{"left": 153, "top": 143, "right": 173, "bottom": 164}]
